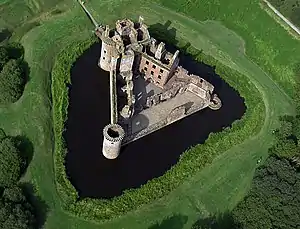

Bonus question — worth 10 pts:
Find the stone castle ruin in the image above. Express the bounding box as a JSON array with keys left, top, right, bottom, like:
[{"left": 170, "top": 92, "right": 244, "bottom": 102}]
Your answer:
[{"left": 78, "top": 1, "right": 221, "bottom": 159}]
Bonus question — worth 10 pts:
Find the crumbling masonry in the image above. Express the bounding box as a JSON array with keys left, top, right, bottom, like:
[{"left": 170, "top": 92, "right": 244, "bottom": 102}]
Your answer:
[{"left": 77, "top": 1, "right": 221, "bottom": 159}]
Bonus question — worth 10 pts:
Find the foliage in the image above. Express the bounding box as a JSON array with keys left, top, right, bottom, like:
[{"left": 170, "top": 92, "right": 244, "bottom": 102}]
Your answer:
[
  {"left": 0, "top": 43, "right": 27, "bottom": 105},
  {"left": 232, "top": 155, "right": 300, "bottom": 229},
  {"left": 0, "top": 185, "right": 36, "bottom": 229},
  {"left": 0, "top": 137, "right": 24, "bottom": 187},
  {"left": 0, "top": 59, "right": 26, "bottom": 104},
  {"left": 52, "top": 36, "right": 265, "bottom": 221},
  {"left": 0, "top": 131, "right": 39, "bottom": 228},
  {"left": 270, "top": 115, "right": 300, "bottom": 159}
]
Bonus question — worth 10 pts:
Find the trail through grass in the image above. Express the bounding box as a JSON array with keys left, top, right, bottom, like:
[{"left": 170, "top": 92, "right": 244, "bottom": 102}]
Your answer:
[{"left": 0, "top": 0, "right": 297, "bottom": 228}]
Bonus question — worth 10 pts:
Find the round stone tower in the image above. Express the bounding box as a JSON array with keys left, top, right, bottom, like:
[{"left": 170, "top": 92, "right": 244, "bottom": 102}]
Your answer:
[
  {"left": 102, "top": 124, "right": 125, "bottom": 159},
  {"left": 99, "top": 40, "right": 114, "bottom": 71}
]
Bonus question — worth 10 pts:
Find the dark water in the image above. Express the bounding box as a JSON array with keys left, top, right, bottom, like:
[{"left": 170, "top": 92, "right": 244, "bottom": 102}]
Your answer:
[{"left": 65, "top": 42, "right": 246, "bottom": 199}]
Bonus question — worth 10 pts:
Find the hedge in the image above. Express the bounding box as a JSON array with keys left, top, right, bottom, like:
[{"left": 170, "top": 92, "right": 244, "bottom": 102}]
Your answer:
[{"left": 52, "top": 35, "right": 265, "bottom": 222}]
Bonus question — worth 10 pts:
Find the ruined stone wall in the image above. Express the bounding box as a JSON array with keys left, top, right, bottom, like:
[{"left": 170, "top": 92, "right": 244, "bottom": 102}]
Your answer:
[
  {"left": 120, "top": 50, "right": 135, "bottom": 72},
  {"left": 187, "top": 83, "right": 208, "bottom": 99},
  {"left": 139, "top": 55, "right": 170, "bottom": 87}
]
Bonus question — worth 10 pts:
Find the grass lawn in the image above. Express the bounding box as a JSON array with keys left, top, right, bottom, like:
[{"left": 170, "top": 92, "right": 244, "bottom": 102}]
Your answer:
[
  {"left": 268, "top": 0, "right": 300, "bottom": 27},
  {"left": 0, "top": 0, "right": 298, "bottom": 228}
]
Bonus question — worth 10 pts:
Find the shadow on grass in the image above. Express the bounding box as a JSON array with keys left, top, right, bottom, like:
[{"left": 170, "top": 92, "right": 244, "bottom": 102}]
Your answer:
[
  {"left": 148, "top": 214, "right": 188, "bottom": 229},
  {"left": 6, "top": 42, "right": 25, "bottom": 59},
  {"left": 191, "top": 212, "right": 236, "bottom": 229},
  {"left": 148, "top": 21, "right": 203, "bottom": 60},
  {"left": 21, "top": 182, "right": 49, "bottom": 229},
  {"left": 20, "top": 59, "right": 31, "bottom": 83},
  {"left": 0, "top": 28, "right": 11, "bottom": 43},
  {"left": 14, "top": 135, "right": 34, "bottom": 174},
  {"left": 148, "top": 20, "right": 177, "bottom": 46}
]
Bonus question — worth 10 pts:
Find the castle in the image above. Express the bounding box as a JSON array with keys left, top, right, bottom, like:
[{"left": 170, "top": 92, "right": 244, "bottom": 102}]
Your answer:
[
  {"left": 92, "top": 16, "right": 222, "bottom": 159},
  {"left": 77, "top": 0, "right": 222, "bottom": 160}
]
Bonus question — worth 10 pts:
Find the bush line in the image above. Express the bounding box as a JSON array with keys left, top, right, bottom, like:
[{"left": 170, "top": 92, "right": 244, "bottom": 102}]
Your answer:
[{"left": 52, "top": 35, "right": 265, "bottom": 222}]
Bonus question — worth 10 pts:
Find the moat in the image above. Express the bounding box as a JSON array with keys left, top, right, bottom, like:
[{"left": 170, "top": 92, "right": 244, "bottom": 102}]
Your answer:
[{"left": 65, "top": 42, "right": 246, "bottom": 199}]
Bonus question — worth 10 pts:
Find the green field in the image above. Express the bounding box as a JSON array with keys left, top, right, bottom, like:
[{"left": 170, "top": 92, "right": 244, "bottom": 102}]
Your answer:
[
  {"left": 0, "top": 0, "right": 298, "bottom": 228},
  {"left": 269, "top": 0, "right": 300, "bottom": 27}
]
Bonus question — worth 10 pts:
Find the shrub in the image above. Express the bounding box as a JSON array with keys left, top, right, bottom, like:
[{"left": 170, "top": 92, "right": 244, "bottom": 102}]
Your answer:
[
  {"left": 52, "top": 36, "right": 265, "bottom": 221},
  {"left": 0, "top": 137, "right": 24, "bottom": 187},
  {"left": 0, "top": 59, "right": 26, "bottom": 104}
]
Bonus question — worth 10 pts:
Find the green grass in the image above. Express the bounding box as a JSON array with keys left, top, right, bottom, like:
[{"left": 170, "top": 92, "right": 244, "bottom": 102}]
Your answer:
[
  {"left": 0, "top": 0, "right": 297, "bottom": 228},
  {"left": 157, "top": 0, "right": 300, "bottom": 98},
  {"left": 269, "top": 0, "right": 300, "bottom": 27}
]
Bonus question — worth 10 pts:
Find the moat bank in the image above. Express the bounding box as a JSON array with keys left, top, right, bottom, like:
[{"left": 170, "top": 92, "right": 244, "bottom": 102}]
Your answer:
[{"left": 65, "top": 42, "right": 246, "bottom": 199}]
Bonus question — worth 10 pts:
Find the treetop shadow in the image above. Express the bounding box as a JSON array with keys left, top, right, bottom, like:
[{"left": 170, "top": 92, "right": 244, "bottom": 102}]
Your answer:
[
  {"left": 20, "top": 182, "right": 49, "bottom": 229},
  {"left": 0, "top": 28, "right": 11, "bottom": 43},
  {"left": 14, "top": 135, "right": 34, "bottom": 176},
  {"left": 148, "top": 214, "right": 188, "bottom": 229},
  {"left": 191, "top": 212, "right": 236, "bottom": 229}
]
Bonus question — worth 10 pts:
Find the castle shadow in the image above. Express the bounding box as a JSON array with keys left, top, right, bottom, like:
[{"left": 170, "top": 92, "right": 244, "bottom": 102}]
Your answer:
[
  {"left": 65, "top": 34, "right": 245, "bottom": 198},
  {"left": 148, "top": 20, "right": 177, "bottom": 47}
]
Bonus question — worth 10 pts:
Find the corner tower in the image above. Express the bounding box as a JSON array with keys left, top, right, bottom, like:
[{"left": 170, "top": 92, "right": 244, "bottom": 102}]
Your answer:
[
  {"left": 99, "top": 26, "right": 114, "bottom": 71},
  {"left": 102, "top": 124, "right": 125, "bottom": 159}
]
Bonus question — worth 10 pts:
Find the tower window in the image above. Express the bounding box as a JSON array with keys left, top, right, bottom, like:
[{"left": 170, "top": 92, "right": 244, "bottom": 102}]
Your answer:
[
  {"left": 152, "top": 65, "right": 156, "bottom": 69},
  {"left": 158, "top": 75, "right": 162, "bottom": 79},
  {"left": 104, "top": 50, "right": 107, "bottom": 53},
  {"left": 151, "top": 71, "right": 154, "bottom": 75},
  {"left": 144, "top": 67, "right": 148, "bottom": 71},
  {"left": 146, "top": 60, "right": 149, "bottom": 65},
  {"left": 160, "top": 69, "right": 164, "bottom": 73},
  {"left": 103, "top": 57, "right": 105, "bottom": 60}
]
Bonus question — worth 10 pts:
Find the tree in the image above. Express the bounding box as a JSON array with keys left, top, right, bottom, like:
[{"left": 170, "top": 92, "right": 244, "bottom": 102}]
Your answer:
[
  {"left": 3, "top": 186, "right": 26, "bottom": 203},
  {"left": 232, "top": 156, "right": 300, "bottom": 229},
  {"left": 274, "top": 119, "right": 293, "bottom": 140},
  {"left": 270, "top": 139, "right": 298, "bottom": 158},
  {"left": 0, "top": 59, "right": 25, "bottom": 104},
  {"left": 0, "top": 186, "right": 35, "bottom": 229},
  {"left": 0, "top": 138, "right": 24, "bottom": 187},
  {"left": 271, "top": 117, "right": 300, "bottom": 158}
]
